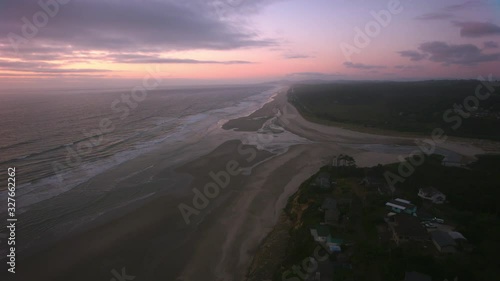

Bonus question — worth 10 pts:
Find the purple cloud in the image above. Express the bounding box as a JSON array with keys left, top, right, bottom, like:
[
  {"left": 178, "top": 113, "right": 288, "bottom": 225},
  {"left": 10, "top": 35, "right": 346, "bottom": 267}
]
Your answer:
[
  {"left": 415, "top": 12, "right": 454, "bottom": 21},
  {"left": 445, "top": 1, "right": 483, "bottom": 11},
  {"left": 343, "top": 62, "right": 386, "bottom": 70},
  {"left": 284, "top": 54, "right": 312, "bottom": 59},
  {"left": 105, "top": 54, "right": 254, "bottom": 64},
  {"left": 7, "top": 0, "right": 277, "bottom": 51},
  {"left": 417, "top": 41, "right": 500, "bottom": 65},
  {"left": 394, "top": 65, "right": 424, "bottom": 71},
  {"left": 0, "top": 0, "right": 278, "bottom": 74},
  {"left": 398, "top": 50, "right": 427, "bottom": 61},
  {"left": 454, "top": 21, "right": 500, "bottom": 38},
  {"left": 484, "top": 41, "right": 499, "bottom": 49},
  {"left": 0, "top": 59, "right": 111, "bottom": 74}
]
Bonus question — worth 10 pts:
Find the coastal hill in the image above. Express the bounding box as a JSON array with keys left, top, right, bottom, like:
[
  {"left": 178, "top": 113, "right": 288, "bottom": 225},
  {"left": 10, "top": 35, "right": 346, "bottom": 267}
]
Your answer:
[{"left": 246, "top": 154, "right": 500, "bottom": 281}]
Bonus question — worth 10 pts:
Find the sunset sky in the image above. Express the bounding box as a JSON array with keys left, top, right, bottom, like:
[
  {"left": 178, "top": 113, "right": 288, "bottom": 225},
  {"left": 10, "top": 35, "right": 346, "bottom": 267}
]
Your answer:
[{"left": 1, "top": 0, "right": 499, "bottom": 89}]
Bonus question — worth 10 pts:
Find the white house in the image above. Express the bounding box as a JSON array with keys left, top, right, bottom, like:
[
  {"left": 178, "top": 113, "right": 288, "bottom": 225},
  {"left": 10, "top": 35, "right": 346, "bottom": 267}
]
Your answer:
[
  {"left": 310, "top": 225, "right": 330, "bottom": 243},
  {"left": 385, "top": 198, "right": 417, "bottom": 216},
  {"left": 418, "top": 187, "right": 446, "bottom": 204}
]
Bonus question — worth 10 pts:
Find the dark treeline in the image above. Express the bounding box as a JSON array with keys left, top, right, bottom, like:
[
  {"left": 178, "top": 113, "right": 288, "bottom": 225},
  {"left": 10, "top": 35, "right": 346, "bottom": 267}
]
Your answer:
[{"left": 290, "top": 80, "right": 500, "bottom": 140}]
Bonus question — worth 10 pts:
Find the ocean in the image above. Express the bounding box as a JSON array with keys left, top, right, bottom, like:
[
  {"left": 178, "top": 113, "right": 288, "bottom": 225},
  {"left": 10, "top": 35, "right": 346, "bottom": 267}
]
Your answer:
[{"left": 0, "top": 84, "right": 290, "bottom": 257}]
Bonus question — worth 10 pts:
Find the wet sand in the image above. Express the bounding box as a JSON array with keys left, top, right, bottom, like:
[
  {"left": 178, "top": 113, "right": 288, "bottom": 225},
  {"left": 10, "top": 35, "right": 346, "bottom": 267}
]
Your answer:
[
  {"left": 221, "top": 92, "right": 279, "bottom": 132},
  {"left": 10, "top": 86, "right": 493, "bottom": 281},
  {"left": 178, "top": 142, "right": 355, "bottom": 280}
]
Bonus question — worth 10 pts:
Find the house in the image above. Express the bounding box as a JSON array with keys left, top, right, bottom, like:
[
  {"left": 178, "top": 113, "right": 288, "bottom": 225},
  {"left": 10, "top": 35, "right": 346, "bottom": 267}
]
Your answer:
[
  {"left": 404, "top": 271, "right": 432, "bottom": 281},
  {"left": 320, "top": 198, "right": 337, "bottom": 211},
  {"left": 448, "top": 231, "right": 467, "bottom": 242},
  {"left": 320, "top": 198, "right": 340, "bottom": 225},
  {"left": 325, "top": 209, "right": 340, "bottom": 225},
  {"left": 418, "top": 187, "right": 446, "bottom": 204},
  {"left": 448, "top": 231, "right": 468, "bottom": 250},
  {"left": 387, "top": 214, "right": 429, "bottom": 245},
  {"left": 386, "top": 198, "right": 417, "bottom": 216},
  {"left": 326, "top": 236, "right": 343, "bottom": 253},
  {"left": 431, "top": 230, "right": 457, "bottom": 253},
  {"left": 314, "top": 172, "right": 333, "bottom": 190},
  {"left": 310, "top": 225, "right": 330, "bottom": 243},
  {"left": 310, "top": 225, "right": 343, "bottom": 253}
]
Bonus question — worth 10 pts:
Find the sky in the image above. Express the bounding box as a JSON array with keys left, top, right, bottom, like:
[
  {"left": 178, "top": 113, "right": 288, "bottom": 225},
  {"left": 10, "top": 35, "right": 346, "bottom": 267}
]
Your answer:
[{"left": 0, "top": 0, "right": 499, "bottom": 89}]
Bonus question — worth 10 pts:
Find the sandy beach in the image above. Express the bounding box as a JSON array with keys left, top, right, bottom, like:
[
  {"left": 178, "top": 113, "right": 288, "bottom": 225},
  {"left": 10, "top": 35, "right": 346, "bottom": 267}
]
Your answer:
[{"left": 11, "top": 86, "right": 494, "bottom": 281}]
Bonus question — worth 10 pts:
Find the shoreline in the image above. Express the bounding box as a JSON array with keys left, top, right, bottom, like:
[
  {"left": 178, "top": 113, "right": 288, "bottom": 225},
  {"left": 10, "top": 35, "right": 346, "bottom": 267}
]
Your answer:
[
  {"left": 221, "top": 88, "right": 283, "bottom": 132},
  {"left": 9, "top": 85, "right": 499, "bottom": 281},
  {"left": 299, "top": 110, "right": 500, "bottom": 153}
]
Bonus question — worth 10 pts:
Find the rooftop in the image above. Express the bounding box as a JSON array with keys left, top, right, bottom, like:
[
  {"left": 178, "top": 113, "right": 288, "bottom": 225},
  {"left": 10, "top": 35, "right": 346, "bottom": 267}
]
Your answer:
[
  {"left": 312, "top": 225, "right": 330, "bottom": 237},
  {"left": 321, "top": 198, "right": 337, "bottom": 210},
  {"left": 448, "top": 231, "right": 467, "bottom": 241},
  {"left": 325, "top": 209, "right": 339, "bottom": 221},
  {"left": 431, "top": 231, "right": 457, "bottom": 247},
  {"left": 386, "top": 199, "right": 416, "bottom": 210},
  {"left": 419, "top": 187, "right": 444, "bottom": 197},
  {"left": 315, "top": 172, "right": 332, "bottom": 189},
  {"left": 327, "top": 236, "right": 344, "bottom": 244}
]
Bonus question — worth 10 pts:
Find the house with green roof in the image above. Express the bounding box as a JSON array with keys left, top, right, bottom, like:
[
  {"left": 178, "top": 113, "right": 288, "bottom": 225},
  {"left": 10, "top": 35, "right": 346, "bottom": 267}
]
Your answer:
[
  {"left": 327, "top": 236, "right": 344, "bottom": 253},
  {"left": 310, "top": 225, "right": 330, "bottom": 243},
  {"left": 310, "top": 224, "right": 344, "bottom": 252}
]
